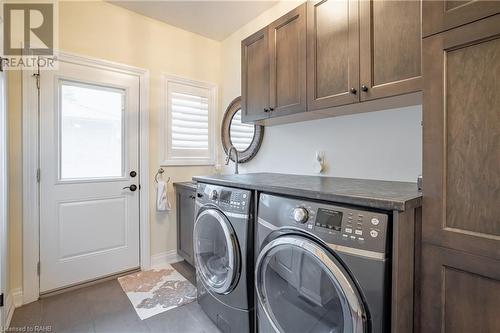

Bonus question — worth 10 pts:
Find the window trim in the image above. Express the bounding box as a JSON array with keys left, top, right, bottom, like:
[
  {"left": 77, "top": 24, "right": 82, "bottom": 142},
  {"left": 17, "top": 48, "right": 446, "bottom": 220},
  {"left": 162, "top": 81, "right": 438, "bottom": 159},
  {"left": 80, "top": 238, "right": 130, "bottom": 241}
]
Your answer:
[{"left": 160, "top": 74, "right": 217, "bottom": 166}]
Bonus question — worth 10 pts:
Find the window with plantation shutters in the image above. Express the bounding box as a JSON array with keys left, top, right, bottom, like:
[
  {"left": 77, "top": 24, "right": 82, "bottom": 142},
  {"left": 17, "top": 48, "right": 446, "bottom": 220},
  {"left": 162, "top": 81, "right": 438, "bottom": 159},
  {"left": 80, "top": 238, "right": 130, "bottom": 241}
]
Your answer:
[{"left": 161, "top": 75, "right": 217, "bottom": 165}]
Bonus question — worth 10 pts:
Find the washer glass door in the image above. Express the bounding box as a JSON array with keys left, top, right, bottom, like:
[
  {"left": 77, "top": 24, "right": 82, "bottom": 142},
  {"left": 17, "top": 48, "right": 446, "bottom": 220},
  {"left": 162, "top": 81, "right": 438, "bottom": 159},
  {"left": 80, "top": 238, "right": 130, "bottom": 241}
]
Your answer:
[
  {"left": 194, "top": 208, "right": 240, "bottom": 294},
  {"left": 256, "top": 235, "right": 366, "bottom": 333}
]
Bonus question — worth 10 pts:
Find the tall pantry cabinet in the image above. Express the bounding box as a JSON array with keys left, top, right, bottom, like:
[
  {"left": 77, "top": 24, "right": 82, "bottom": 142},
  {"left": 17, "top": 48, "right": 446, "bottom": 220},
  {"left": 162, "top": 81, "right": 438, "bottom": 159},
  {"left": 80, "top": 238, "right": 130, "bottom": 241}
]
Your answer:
[{"left": 421, "top": 3, "right": 500, "bottom": 332}]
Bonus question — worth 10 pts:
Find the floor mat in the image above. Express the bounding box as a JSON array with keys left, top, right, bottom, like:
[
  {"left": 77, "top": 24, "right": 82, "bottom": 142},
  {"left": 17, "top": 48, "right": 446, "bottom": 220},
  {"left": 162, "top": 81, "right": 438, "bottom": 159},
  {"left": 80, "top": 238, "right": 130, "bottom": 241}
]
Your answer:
[{"left": 118, "top": 264, "right": 197, "bottom": 320}]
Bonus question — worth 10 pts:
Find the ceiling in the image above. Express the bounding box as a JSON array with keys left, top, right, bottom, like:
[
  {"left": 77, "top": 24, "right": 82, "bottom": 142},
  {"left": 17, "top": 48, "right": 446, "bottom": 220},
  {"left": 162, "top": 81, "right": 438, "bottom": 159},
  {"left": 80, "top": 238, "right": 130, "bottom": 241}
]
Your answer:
[{"left": 109, "top": 1, "right": 278, "bottom": 41}]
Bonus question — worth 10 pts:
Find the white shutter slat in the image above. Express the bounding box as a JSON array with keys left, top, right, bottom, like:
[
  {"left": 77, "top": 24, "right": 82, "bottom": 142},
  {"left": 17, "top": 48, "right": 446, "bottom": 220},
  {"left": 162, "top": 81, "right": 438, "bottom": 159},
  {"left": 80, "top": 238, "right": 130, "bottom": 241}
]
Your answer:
[
  {"left": 172, "top": 92, "right": 208, "bottom": 102},
  {"left": 172, "top": 133, "right": 208, "bottom": 141},
  {"left": 172, "top": 112, "right": 208, "bottom": 123},
  {"left": 171, "top": 127, "right": 208, "bottom": 135},
  {"left": 172, "top": 119, "right": 208, "bottom": 129},
  {"left": 172, "top": 98, "right": 208, "bottom": 109},
  {"left": 171, "top": 104, "right": 208, "bottom": 116}
]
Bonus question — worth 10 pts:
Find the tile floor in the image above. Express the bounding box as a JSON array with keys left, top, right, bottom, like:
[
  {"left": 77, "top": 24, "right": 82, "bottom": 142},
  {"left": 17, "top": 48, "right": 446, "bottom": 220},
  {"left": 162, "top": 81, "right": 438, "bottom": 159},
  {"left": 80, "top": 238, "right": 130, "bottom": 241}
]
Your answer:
[{"left": 9, "top": 261, "right": 220, "bottom": 333}]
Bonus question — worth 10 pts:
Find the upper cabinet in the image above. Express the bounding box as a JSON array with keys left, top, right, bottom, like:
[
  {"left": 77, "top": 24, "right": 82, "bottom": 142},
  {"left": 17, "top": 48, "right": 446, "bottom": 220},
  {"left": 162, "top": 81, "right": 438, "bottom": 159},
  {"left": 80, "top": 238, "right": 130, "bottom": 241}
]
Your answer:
[
  {"left": 269, "top": 4, "right": 307, "bottom": 117},
  {"left": 242, "top": 5, "right": 306, "bottom": 122},
  {"left": 242, "top": 27, "right": 270, "bottom": 122},
  {"left": 241, "top": 0, "right": 423, "bottom": 124},
  {"left": 423, "top": 0, "right": 500, "bottom": 37},
  {"left": 359, "top": 0, "right": 422, "bottom": 101},
  {"left": 307, "top": 0, "right": 359, "bottom": 110}
]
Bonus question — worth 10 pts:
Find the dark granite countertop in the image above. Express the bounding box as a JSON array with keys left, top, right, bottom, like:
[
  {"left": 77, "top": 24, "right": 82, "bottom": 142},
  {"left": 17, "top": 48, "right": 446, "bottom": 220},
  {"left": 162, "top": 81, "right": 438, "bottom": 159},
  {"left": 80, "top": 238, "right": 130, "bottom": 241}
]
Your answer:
[
  {"left": 173, "top": 181, "right": 197, "bottom": 191},
  {"left": 192, "top": 173, "right": 421, "bottom": 212}
]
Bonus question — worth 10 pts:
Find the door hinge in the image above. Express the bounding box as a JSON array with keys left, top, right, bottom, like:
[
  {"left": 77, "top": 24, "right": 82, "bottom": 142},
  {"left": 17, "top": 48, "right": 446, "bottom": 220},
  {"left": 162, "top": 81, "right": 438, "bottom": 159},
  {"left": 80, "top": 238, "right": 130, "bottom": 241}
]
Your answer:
[
  {"left": 36, "top": 168, "right": 41, "bottom": 183},
  {"left": 0, "top": 293, "right": 4, "bottom": 307},
  {"left": 0, "top": 57, "right": 4, "bottom": 72},
  {"left": 33, "top": 72, "right": 40, "bottom": 90},
  {"left": 37, "top": 262, "right": 41, "bottom": 276}
]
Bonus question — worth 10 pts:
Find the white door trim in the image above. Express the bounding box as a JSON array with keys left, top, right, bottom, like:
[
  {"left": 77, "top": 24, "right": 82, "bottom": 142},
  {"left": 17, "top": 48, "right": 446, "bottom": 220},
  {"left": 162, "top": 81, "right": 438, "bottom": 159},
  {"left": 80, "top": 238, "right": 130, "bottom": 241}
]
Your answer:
[
  {"left": 0, "top": 63, "right": 9, "bottom": 327},
  {"left": 22, "top": 51, "right": 150, "bottom": 304}
]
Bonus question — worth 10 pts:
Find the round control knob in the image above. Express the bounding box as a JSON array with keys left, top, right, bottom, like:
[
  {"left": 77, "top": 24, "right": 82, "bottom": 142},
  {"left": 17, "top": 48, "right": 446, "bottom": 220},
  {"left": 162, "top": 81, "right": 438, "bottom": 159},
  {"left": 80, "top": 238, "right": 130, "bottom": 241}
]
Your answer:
[
  {"left": 371, "top": 217, "right": 380, "bottom": 225},
  {"left": 370, "top": 230, "right": 379, "bottom": 238},
  {"left": 209, "top": 190, "right": 218, "bottom": 200},
  {"left": 293, "top": 208, "right": 309, "bottom": 224}
]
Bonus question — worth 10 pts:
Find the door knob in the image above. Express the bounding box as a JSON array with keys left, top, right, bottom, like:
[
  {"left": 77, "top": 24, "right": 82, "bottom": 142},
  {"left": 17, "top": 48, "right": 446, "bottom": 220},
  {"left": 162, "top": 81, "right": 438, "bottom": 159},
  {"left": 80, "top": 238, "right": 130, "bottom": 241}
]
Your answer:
[
  {"left": 361, "top": 85, "right": 369, "bottom": 92},
  {"left": 123, "top": 184, "right": 138, "bottom": 192},
  {"left": 350, "top": 87, "right": 357, "bottom": 94}
]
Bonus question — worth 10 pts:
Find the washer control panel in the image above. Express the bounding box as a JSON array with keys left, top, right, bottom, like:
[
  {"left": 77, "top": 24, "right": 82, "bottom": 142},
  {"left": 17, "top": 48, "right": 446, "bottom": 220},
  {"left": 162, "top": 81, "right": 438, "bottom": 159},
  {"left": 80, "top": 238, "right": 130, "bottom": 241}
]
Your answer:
[
  {"left": 197, "top": 183, "right": 251, "bottom": 214},
  {"left": 258, "top": 193, "right": 389, "bottom": 254}
]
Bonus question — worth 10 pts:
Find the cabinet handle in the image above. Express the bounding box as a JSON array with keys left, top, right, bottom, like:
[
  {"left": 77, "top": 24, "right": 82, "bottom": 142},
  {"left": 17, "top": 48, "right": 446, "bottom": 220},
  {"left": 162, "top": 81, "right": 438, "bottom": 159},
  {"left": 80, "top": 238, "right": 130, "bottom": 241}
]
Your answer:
[
  {"left": 264, "top": 108, "right": 269, "bottom": 112},
  {"left": 350, "top": 88, "right": 357, "bottom": 94},
  {"left": 269, "top": 107, "right": 274, "bottom": 111},
  {"left": 189, "top": 195, "right": 195, "bottom": 199},
  {"left": 361, "top": 85, "right": 369, "bottom": 92}
]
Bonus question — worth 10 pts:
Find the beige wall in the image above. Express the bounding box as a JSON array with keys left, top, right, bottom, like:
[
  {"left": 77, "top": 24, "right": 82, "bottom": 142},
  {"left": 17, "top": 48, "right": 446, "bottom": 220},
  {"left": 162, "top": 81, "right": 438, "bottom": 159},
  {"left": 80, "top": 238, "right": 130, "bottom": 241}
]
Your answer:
[{"left": 8, "top": 1, "right": 221, "bottom": 292}]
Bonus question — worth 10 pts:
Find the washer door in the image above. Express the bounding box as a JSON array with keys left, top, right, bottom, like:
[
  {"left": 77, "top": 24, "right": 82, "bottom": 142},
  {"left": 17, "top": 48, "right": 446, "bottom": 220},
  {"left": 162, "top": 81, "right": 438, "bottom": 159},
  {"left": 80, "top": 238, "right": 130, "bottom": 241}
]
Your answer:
[
  {"left": 256, "top": 235, "right": 367, "bottom": 333},
  {"left": 194, "top": 208, "right": 240, "bottom": 294}
]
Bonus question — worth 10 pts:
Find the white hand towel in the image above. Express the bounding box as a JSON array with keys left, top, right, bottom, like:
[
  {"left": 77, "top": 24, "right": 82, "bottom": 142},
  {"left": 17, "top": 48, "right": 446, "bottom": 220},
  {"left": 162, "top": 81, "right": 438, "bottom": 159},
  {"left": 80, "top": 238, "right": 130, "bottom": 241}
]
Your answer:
[{"left": 156, "top": 180, "right": 171, "bottom": 211}]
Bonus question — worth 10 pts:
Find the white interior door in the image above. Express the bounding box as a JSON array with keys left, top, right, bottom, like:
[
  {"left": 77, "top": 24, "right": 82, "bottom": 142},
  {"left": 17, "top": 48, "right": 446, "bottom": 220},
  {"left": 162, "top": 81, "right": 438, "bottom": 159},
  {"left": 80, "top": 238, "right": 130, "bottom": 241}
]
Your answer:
[{"left": 39, "top": 59, "right": 140, "bottom": 293}]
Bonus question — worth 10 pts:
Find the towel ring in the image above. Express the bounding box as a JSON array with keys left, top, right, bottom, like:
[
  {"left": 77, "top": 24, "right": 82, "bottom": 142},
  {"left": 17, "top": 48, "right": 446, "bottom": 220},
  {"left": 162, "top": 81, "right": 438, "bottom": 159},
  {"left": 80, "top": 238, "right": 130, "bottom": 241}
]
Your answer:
[{"left": 155, "top": 168, "right": 170, "bottom": 183}]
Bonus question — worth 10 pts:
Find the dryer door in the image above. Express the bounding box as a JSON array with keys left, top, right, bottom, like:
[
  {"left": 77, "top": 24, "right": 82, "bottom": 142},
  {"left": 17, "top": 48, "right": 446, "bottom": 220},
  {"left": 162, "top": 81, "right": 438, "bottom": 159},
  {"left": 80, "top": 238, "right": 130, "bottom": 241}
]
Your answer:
[
  {"left": 194, "top": 208, "right": 240, "bottom": 294},
  {"left": 256, "top": 235, "right": 367, "bottom": 333}
]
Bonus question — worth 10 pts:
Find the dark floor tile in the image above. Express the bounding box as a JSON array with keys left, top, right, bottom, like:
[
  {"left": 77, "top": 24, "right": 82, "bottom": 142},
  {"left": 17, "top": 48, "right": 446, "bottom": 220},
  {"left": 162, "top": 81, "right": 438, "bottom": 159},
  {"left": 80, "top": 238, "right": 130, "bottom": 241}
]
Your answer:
[
  {"left": 9, "top": 300, "right": 42, "bottom": 329},
  {"left": 145, "top": 302, "right": 208, "bottom": 333},
  {"left": 84, "top": 279, "right": 134, "bottom": 319},
  {"left": 40, "top": 288, "right": 92, "bottom": 332},
  {"left": 185, "top": 302, "right": 221, "bottom": 333},
  {"left": 57, "top": 321, "right": 95, "bottom": 333},
  {"left": 93, "top": 311, "right": 149, "bottom": 333}
]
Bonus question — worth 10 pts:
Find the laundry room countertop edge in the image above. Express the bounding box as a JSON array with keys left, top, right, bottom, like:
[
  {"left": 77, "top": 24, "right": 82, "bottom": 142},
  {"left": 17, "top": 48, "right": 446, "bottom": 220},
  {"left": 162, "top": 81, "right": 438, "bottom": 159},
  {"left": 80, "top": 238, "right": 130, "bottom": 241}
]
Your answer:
[{"left": 192, "top": 173, "right": 422, "bottom": 212}]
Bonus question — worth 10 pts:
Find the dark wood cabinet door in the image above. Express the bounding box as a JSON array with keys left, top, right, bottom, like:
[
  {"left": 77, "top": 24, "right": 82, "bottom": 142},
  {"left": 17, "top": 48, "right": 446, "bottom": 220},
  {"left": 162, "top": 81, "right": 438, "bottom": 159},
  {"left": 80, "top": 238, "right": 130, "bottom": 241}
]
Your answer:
[
  {"left": 268, "top": 3, "right": 307, "bottom": 117},
  {"left": 241, "top": 27, "right": 270, "bottom": 122},
  {"left": 176, "top": 188, "right": 195, "bottom": 265},
  {"left": 307, "top": 0, "right": 359, "bottom": 111},
  {"left": 359, "top": 0, "right": 422, "bottom": 101},
  {"left": 423, "top": 0, "right": 500, "bottom": 37},
  {"left": 421, "top": 243, "right": 500, "bottom": 332},
  {"left": 422, "top": 14, "right": 500, "bottom": 259}
]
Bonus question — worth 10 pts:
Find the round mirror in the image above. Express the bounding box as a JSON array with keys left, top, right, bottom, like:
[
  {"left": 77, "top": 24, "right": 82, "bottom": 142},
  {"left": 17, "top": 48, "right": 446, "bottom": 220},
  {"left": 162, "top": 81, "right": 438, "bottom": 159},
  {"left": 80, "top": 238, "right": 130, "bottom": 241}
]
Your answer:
[{"left": 221, "top": 97, "right": 264, "bottom": 163}]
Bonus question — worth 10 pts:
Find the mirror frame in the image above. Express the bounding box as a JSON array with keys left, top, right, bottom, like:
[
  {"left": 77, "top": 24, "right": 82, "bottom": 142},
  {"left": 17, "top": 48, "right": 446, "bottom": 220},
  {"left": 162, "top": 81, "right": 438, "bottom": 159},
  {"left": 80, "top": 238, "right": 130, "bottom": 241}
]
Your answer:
[{"left": 221, "top": 96, "right": 264, "bottom": 163}]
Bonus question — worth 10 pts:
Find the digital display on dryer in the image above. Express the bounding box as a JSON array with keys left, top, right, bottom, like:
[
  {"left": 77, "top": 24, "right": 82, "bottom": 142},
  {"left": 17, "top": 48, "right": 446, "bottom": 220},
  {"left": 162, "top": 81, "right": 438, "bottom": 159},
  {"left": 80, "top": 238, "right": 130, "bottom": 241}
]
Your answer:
[
  {"left": 316, "top": 208, "right": 343, "bottom": 231},
  {"left": 220, "top": 190, "right": 231, "bottom": 203}
]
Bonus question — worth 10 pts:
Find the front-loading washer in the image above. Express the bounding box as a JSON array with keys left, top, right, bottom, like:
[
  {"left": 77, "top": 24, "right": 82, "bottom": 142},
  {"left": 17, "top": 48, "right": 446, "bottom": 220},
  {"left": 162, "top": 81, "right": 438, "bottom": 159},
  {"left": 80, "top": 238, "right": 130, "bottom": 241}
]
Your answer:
[
  {"left": 256, "top": 193, "right": 391, "bottom": 333},
  {"left": 194, "top": 183, "right": 254, "bottom": 333}
]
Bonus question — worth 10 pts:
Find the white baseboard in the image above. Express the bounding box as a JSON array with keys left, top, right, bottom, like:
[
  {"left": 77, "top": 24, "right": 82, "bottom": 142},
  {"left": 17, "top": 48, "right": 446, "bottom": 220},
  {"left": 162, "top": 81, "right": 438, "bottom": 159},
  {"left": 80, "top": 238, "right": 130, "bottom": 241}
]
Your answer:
[
  {"left": 11, "top": 289, "right": 23, "bottom": 308},
  {"left": 4, "top": 288, "right": 22, "bottom": 328},
  {"left": 150, "top": 250, "right": 182, "bottom": 269}
]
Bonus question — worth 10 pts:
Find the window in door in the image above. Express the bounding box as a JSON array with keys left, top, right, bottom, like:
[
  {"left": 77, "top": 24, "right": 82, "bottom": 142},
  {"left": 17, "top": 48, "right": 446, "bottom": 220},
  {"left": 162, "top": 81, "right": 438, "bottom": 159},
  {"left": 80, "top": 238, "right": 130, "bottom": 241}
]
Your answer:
[
  {"left": 161, "top": 75, "right": 217, "bottom": 166},
  {"left": 59, "top": 81, "right": 125, "bottom": 180}
]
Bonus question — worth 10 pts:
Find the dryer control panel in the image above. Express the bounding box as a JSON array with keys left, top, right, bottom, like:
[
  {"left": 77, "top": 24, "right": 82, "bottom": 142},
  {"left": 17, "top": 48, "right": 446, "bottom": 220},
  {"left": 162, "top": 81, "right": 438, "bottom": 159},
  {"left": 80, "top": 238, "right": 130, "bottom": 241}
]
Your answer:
[
  {"left": 197, "top": 183, "right": 251, "bottom": 215},
  {"left": 258, "top": 193, "right": 389, "bottom": 255}
]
